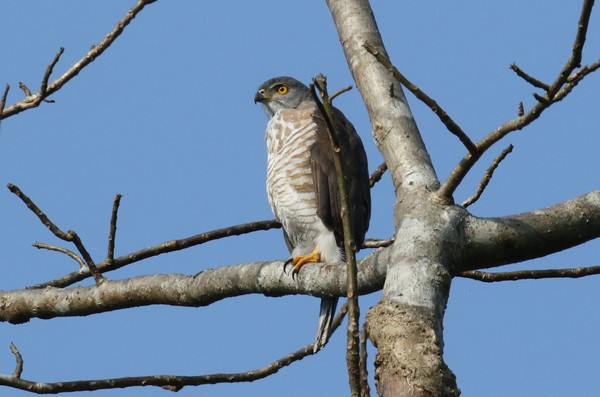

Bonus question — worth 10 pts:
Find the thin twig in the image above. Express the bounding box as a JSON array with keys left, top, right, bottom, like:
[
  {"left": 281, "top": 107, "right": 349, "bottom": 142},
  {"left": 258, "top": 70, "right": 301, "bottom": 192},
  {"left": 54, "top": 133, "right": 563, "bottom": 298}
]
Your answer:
[
  {"left": 369, "top": 162, "right": 387, "bottom": 188},
  {"left": 7, "top": 183, "right": 105, "bottom": 285},
  {"left": 0, "top": 84, "right": 9, "bottom": 120},
  {"left": 39, "top": 47, "right": 64, "bottom": 102},
  {"left": 462, "top": 144, "right": 514, "bottom": 208},
  {"left": 33, "top": 242, "right": 86, "bottom": 269},
  {"left": 510, "top": 63, "right": 550, "bottom": 90},
  {"left": 1, "top": 0, "right": 156, "bottom": 120},
  {"left": 359, "top": 326, "right": 371, "bottom": 397},
  {"left": 311, "top": 74, "right": 362, "bottom": 397},
  {"left": 363, "top": 42, "right": 478, "bottom": 155},
  {"left": 9, "top": 343, "right": 23, "bottom": 379},
  {"left": 457, "top": 265, "right": 600, "bottom": 282},
  {"left": 330, "top": 85, "right": 353, "bottom": 101},
  {"left": 107, "top": 194, "right": 122, "bottom": 262}
]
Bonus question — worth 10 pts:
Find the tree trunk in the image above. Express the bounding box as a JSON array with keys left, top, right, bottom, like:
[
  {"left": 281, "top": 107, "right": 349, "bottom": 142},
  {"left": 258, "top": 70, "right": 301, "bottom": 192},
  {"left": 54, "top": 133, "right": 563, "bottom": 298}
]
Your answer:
[{"left": 326, "top": 0, "right": 460, "bottom": 395}]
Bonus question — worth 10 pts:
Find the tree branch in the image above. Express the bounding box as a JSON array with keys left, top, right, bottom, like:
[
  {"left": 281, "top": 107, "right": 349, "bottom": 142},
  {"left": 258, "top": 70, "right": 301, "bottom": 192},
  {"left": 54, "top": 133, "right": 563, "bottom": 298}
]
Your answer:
[
  {"left": 311, "top": 75, "right": 362, "bottom": 396},
  {"left": 462, "top": 144, "right": 513, "bottom": 208},
  {"left": 7, "top": 184, "right": 105, "bottom": 285},
  {"left": 363, "top": 42, "right": 478, "bottom": 155},
  {"left": 437, "top": 0, "right": 598, "bottom": 202},
  {"left": 0, "top": 247, "right": 389, "bottom": 324},
  {"left": 457, "top": 265, "right": 600, "bottom": 282},
  {"left": 460, "top": 189, "right": 600, "bottom": 272},
  {"left": 369, "top": 162, "right": 387, "bottom": 188},
  {"left": 1, "top": 0, "right": 156, "bottom": 120}
]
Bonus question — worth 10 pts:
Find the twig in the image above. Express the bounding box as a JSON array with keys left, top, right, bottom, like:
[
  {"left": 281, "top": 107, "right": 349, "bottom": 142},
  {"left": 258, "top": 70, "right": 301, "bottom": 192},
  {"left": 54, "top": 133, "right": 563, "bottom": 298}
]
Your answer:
[
  {"left": 462, "top": 144, "right": 514, "bottom": 208},
  {"left": 510, "top": 63, "right": 550, "bottom": 90},
  {"left": 7, "top": 183, "right": 105, "bottom": 285},
  {"left": 311, "top": 74, "right": 362, "bottom": 397},
  {"left": 369, "top": 162, "right": 387, "bottom": 188},
  {"left": 359, "top": 326, "right": 371, "bottom": 397},
  {"left": 457, "top": 265, "right": 600, "bottom": 282},
  {"left": 330, "top": 85, "right": 353, "bottom": 101},
  {"left": 33, "top": 242, "right": 86, "bottom": 269},
  {"left": 107, "top": 194, "right": 122, "bottom": 262},
  {"left": 437, "top": 0, "right": 597, "bottom": 202},
  {"left": 1, "top": 0, "right": 156, "bottom": 120},
  {"left": 0, "top": 84, "right": 9, "bottom": 120},
  {"left": 363, "top": 42, "right": 478, "bottom": 155},
  {"left": 29, "top": 219, "right": 282, "bottom": 289},
  {"left": 9, "top": 343, "right": 23, "bottom": 379},
  {"left": 362, "top": 237, "right": 394, "bottom": 249}
]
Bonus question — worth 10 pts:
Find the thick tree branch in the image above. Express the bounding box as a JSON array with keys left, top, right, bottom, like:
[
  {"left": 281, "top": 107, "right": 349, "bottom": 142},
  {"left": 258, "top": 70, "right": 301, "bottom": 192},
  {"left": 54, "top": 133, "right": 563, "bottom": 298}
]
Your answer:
[
  {"left": 460, "top": 189, "right": 600, "bottom": 272},
  {"left": 0, "top": 248, "right": 389, "bottom": 324},
  {"left": 1, "top": 0, "right": 156, "bottom": 120}
]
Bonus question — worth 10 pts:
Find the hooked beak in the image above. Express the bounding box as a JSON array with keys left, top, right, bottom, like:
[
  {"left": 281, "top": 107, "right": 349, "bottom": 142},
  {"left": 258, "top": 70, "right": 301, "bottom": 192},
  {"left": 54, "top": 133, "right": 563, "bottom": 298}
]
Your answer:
[{"left": 254, "top": 90, "right": 268, "bottom": 104}]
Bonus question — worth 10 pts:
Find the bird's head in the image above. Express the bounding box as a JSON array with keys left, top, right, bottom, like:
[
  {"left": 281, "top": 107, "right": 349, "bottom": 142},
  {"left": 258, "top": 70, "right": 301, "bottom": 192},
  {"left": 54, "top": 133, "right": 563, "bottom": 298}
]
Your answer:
[{"left": 254, "top": 76, "right": 312, "bottom": 118}]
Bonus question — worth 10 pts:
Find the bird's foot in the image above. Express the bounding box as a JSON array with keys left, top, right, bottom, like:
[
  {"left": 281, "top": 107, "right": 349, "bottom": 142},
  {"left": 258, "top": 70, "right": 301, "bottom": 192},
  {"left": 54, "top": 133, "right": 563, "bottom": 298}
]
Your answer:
[{"left": 283, "top": 248, "right": 321, "bottom": 279}]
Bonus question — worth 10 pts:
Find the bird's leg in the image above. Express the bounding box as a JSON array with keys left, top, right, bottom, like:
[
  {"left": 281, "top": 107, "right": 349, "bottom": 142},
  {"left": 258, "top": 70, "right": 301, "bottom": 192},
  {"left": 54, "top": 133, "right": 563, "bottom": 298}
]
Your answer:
[{"left": 283, "top": 247, "right": 321, "bottom": 279}]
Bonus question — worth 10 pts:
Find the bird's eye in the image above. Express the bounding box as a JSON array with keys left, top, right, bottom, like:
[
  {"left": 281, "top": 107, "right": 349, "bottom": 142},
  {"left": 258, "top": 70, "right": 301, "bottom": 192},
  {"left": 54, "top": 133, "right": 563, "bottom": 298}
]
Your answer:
[{"left": 276, "top": 85, "right": 289, "bottom": 95}]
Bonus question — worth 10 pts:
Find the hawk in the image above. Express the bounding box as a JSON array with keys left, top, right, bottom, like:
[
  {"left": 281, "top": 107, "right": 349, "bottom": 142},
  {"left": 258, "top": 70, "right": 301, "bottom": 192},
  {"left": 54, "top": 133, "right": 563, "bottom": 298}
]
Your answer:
[{"left": 254, "top": 76, "right": 371, "bottom": 352}]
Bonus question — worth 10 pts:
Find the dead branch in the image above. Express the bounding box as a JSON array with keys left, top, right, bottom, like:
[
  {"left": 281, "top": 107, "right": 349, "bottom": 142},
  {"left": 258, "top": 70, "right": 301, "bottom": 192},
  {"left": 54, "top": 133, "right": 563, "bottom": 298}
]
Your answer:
[
  {"left": 33, "top": 242, "right": 86, "bottom": 269},
  {"left": 0, "top": 0, "right": 156, "bottom": 120},
  {"left": 364, "top": 43, "right": 478, "bottom": 155},
  {"left": 436, "top": 0, "right": 597, "bottom": 202},
  {"left": 462, "top": 144, "right": 514, "bottom": 208},
  {"left": 457, "top": 265, "right": 600, "bottom": 282},
  {"left": 106, "top": 194, "right": 122, "bottom": 262},
  {"left": 0, "top": 299, "right": 349, "bottom": 394},
  {"left": 7, "top": 184, "right": 105, "bottom": 285},
  {"left": 362, "top": 237, "right": 394, "bottom": 249},
  {"left": 510, "top": 63, "right": 550, "bottom": 90},
  {"left": 311, "top": 75, "right": 362, "bottom": 396},
  {"left": 9, "top": 343, "right": 23, "bottom": 379},
  {"left": 0, "top": 84, "right": 9, "bottom": 120},
  {"left": 369, "top": 162, "right": 387, "bottom": 188}
]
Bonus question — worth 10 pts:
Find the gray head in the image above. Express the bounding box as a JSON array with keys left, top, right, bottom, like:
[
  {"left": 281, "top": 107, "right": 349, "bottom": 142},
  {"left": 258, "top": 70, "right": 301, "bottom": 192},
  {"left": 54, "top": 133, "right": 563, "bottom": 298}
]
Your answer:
[{"left": 254, "top": 76, "right": 313, "bottom": 118}]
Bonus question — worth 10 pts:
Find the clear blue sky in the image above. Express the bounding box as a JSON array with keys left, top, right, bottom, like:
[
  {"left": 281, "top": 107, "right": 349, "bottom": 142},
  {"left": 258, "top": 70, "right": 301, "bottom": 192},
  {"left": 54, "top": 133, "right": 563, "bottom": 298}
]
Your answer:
[{"left": 1, "top": 2, "right": 599, "bottom": 396}]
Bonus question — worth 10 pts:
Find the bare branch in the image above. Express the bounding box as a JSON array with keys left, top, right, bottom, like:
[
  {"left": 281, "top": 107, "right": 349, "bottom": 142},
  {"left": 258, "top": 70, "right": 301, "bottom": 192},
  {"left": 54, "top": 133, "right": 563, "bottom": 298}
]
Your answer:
[
  {"left": 363, "top": 43, "right": 478, "bottom": 155},
  {"left": 9, "top": 343, "right": 23, "bottom": 379},
  {"left": 106, "top": 194, "right": 122, "bottom": 262},
  {"left": 437, "top": 0, "right": 598, "bottom": 202},
  {"left": 509, "top": 63, "right": 550, "bottom": 90},
  {"left": 33, "top": 242, "right": 86, "bottom": 269},
  {"left": 462, "top": 144, "right": 514, "bottom": 208},
  {"left": 0, "top": 84, "right": 9, "bottom": 120},
  {"left": 30, "top": 219, "right": 282, "bottom": 289},
  {"left": 369, "top": 162, "right": 387, "bottom": 188},
  {"left": 458, "top": 265, "right": 600, "bottom": 282},
  {"left": 7, "top": 183, "right": 105, "bottom": 285},
  {"left": 359, "top": 326, "right": 371, "bottom": 397},
  {"left": 1, "top": 0, "right": 156, "bottom": 120},
  {"left": 362, "top": 237, "right": 394, "bottom": 249},
  {"left": 311, "top": 74, "right": 362, "bottom": 396},
  {"left": 461, "top": 189, "right": 600, "bottom": 272},
  {"left": 0, "top": 300, "right": 351, "bottom": 394}
]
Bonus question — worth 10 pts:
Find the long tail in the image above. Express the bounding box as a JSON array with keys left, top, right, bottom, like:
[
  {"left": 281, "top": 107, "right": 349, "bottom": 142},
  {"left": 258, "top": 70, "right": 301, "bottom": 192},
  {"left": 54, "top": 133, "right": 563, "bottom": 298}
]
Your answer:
[{"left": 314, "top": 296, "right": 339, "bottom": 352}]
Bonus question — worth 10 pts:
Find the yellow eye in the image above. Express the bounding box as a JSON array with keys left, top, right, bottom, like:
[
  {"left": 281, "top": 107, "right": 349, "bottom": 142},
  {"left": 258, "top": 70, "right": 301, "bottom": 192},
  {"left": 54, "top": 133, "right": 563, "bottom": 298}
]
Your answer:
[{"left": 276, "top": 85, "right": 289, "bottom": 95}]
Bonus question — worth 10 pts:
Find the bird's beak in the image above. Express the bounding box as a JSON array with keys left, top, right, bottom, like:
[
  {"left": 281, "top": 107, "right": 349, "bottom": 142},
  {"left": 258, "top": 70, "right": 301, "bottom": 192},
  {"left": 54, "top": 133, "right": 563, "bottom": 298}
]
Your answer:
[{"left": 254, "top": 90, "right": 268, "bottom": 104}]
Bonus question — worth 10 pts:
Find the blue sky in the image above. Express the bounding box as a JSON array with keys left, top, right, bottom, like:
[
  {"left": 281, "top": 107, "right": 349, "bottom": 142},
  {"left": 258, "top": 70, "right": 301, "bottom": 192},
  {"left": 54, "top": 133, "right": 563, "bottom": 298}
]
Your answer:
[{"left": 1, "top": 2, "right": 599, "bottom": 396}]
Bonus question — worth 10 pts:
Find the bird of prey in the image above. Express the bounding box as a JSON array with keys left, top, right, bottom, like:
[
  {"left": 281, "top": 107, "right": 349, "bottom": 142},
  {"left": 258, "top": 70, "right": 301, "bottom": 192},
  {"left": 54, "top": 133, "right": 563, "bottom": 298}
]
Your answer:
[{"left": 254, "top": 76, "right": 371, "bottom": 352}]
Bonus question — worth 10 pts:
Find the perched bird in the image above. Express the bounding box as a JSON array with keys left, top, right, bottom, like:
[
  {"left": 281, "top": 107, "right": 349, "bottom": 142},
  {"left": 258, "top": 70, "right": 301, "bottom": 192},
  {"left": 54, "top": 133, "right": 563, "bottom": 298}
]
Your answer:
[{"left": 254, "top": 76, "right": 371, "bottom": 352}]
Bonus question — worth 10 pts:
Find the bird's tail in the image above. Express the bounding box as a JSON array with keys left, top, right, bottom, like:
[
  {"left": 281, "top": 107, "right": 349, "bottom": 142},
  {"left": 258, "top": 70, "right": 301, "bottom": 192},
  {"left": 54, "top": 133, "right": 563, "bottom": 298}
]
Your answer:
[{"left": 314, "top": 296, "right": 339, "bottom": 352}]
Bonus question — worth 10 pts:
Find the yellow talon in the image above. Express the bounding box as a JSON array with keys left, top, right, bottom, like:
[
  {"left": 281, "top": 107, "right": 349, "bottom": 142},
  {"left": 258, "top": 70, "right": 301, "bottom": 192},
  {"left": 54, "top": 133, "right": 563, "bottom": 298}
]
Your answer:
[{"left": 284, "top": 248, "right": 321, "bottom": 278}]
